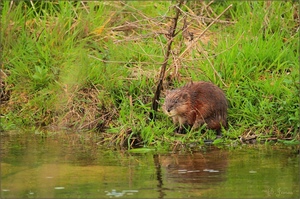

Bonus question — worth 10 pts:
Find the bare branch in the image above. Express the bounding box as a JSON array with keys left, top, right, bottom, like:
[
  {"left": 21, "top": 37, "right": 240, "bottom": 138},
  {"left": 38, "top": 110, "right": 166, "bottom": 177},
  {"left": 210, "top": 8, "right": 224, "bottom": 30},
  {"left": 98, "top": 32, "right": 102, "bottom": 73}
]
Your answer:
[{"left": 150, "top": 0, "right": 184, "bottom": 120}]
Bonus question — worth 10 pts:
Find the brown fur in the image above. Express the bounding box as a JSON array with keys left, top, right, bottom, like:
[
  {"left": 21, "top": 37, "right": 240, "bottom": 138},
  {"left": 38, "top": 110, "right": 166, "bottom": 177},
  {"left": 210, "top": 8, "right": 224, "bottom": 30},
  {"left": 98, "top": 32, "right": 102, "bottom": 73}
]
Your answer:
[{"left": 162, "top": 81, "right": 228, "bottom": 135}]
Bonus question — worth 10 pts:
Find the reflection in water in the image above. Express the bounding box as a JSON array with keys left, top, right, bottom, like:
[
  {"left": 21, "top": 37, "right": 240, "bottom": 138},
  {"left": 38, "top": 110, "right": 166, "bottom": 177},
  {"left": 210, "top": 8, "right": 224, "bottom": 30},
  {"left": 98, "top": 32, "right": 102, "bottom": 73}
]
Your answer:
[
  {"left": 105, "top": 189, "right": 139, "bottom": 197},
  {"left": 153, "top": 154, "right": 166, "bottom": 199},
  {"left": 159, "top": 150, "right": 228, "bottom": 184},
  {"left": 153, "top": 149, "right": 228, "bottom": 198},
  {"left": 1, "top": 132, "right": 299, "bottom": 198}
]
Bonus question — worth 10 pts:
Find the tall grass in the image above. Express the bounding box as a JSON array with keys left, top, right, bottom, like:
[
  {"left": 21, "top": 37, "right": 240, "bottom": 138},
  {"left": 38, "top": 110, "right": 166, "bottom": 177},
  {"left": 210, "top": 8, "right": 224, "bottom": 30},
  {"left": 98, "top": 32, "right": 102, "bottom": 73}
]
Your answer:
[{"left": 1, "top": 1, "right": 299, "bottom": 147}]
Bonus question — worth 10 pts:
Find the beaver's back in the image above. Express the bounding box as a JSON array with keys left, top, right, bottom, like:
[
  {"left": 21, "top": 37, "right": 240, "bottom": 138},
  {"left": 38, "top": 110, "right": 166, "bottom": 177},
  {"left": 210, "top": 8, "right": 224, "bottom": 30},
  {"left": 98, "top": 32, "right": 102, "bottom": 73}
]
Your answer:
[{"left": 187, "top": 81, "right": 227, "bottom": 118}]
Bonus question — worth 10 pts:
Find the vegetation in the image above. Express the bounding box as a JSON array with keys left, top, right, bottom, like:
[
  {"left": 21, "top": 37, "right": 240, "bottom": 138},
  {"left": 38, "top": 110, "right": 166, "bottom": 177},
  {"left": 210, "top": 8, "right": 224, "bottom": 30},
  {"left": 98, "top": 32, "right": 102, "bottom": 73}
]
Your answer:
[{"left": 1, "top": 1, "right": 299, "bottom": 149}]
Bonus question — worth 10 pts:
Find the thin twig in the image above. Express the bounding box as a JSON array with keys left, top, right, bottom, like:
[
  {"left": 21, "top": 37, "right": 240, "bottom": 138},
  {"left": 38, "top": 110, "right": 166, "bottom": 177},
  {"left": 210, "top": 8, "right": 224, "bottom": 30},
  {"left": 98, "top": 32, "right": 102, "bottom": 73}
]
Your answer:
[
  {"left": 8, "top": 0, "right": 14, "bottom": 14},
  {"left": 80, "top": 1, "right": 89, "bottom": 14},
  {"left": 150, "top": 0, "right": 184, "bottom": 120},
  {"left": 30, "top": 0, "right": 38, "bottom": 16},
  {"left": 196, "top": 45, "right": 227, "bottom": 87},
  {"left": 176, "top": 4, "right": 233, "bottom": 61}
]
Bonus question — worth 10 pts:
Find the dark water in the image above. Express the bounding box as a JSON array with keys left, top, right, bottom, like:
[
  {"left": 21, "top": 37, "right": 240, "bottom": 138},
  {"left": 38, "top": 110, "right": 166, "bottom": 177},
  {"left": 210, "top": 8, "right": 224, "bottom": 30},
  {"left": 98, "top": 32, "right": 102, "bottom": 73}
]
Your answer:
[{"left": 1, "top": 132, "right": 299, "bottom": 198}]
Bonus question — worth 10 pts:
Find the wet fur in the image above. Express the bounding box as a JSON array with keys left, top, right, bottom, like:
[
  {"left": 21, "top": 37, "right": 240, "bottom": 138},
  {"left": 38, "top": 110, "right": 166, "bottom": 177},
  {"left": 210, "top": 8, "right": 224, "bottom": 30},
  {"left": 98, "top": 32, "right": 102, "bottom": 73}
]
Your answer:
[{"left": 162, "top": 81, "right": 228, "bottom": 135}]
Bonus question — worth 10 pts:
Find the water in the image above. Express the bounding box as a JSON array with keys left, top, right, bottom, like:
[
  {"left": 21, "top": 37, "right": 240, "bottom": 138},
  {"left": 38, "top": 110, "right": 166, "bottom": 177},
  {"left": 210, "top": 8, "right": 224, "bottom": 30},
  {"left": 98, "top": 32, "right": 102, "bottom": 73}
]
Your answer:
[{"left": 1, "top": 132, "right": 299, "bottom": 198}]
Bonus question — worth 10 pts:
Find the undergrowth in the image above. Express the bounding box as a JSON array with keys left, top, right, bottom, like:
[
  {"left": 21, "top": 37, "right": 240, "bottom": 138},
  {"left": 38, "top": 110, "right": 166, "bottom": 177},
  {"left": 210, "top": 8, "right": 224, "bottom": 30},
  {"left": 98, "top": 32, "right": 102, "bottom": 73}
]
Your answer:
[{"left": 1, "top": 1, "right": 299, "bottom": 149}]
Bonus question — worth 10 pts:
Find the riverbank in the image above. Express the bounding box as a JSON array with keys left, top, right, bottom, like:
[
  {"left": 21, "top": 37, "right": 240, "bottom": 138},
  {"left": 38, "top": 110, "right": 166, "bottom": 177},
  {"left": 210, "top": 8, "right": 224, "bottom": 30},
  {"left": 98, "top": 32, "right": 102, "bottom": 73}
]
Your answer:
[{"left": 1, "top": 1, "right": 299, "bottom": 147}]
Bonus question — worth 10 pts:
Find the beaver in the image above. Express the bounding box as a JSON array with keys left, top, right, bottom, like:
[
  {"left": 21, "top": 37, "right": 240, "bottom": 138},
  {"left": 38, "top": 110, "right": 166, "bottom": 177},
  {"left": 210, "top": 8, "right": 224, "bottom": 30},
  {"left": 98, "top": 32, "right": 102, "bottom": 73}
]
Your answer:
[{"left": 162, "top": 81, "right": 228, "bottom": 136}]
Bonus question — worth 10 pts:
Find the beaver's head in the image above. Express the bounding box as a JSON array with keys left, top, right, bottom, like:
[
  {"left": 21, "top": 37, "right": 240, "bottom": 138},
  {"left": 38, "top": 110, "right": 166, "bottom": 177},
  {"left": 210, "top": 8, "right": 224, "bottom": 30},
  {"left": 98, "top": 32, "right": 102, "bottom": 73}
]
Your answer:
[{"left": 162, "top": 89, "right": 190, "bottom": 117}]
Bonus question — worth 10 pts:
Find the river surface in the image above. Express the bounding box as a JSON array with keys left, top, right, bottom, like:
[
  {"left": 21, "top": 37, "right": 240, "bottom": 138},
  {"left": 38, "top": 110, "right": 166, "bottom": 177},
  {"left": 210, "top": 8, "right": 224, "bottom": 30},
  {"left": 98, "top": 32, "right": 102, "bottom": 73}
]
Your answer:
[{"left": 1, "top": 131, "right": 299, "bottom": 198}]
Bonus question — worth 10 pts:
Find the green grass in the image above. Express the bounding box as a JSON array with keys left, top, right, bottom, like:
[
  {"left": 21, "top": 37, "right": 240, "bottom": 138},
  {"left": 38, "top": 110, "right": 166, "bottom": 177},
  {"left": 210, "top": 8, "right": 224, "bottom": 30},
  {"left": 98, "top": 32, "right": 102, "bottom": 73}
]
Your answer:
[{"left": 1, "top": 1, "right": 299, "bottom": 149}]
